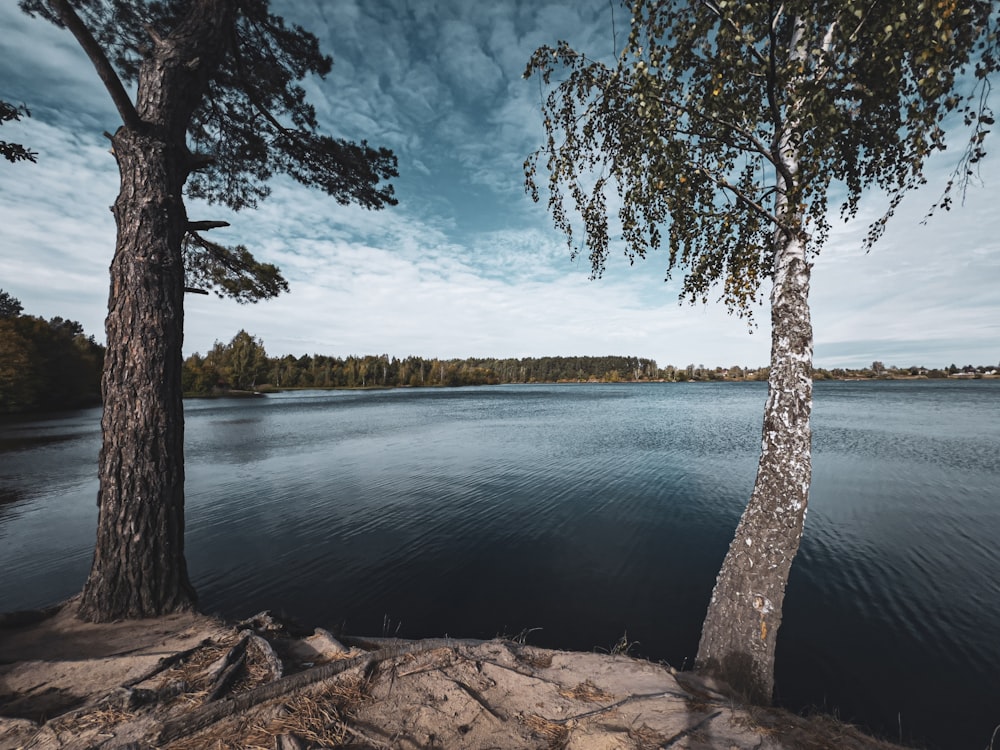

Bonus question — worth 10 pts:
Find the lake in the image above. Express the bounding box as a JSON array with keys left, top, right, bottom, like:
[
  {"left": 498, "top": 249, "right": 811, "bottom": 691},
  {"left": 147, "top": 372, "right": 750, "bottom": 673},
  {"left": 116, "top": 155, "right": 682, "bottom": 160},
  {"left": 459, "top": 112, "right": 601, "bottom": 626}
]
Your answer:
[{"left": 1, "top": 381, "right": 998, "bottom": 748}]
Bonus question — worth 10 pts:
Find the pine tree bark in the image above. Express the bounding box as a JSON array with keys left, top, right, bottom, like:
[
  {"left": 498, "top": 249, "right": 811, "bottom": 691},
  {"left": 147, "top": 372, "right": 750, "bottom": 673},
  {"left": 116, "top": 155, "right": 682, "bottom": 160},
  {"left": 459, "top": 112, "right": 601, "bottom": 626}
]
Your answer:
[{"left": 77, "top": 0, "right": 235, "bottom": 621}]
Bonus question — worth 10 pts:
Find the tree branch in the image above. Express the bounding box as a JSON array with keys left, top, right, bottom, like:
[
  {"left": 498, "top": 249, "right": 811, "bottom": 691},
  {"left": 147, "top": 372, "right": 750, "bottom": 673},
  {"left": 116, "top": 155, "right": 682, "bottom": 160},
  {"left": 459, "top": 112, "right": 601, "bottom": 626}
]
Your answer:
[
  {"left": 187, "top": 220, "right": 230, "bottom": 231},
  {"left": 186, "top": 151, "right": 216, "bottom": 171},
  {"left": 695, "top": 164, "right": 789, "bottom": 233},
  {"left": 47, "top": 0, "right": 142, "bottom": 131},
  {"left": 228, "top": 23, "right": 292, "bottom": 136},
  {"left": 700, "top": 0, "right": 768, "bottom": 66}
]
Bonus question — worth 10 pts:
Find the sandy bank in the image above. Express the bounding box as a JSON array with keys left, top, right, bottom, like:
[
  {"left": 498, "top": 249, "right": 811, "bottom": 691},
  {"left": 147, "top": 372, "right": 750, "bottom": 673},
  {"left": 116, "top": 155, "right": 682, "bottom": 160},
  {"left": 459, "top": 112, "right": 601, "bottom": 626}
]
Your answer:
[{"left": 0, "top": 599, "right": 906, "bottom": 749}]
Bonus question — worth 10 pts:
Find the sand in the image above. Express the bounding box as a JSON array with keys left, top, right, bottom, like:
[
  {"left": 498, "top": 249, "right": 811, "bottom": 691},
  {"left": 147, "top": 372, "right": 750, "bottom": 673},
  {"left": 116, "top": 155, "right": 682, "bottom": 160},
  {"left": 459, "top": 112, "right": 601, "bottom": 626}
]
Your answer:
[{"left": 0, "top": 598, "right": 907, "bottom": 749}]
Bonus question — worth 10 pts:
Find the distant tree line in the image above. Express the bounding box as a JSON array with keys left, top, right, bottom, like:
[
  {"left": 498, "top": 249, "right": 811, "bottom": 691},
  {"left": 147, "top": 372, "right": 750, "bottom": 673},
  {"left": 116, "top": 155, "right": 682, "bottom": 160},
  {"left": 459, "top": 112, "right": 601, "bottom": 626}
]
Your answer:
[
  {"left": 181, "top": 332, "right": 999, "bottom": 396},
  {"left": 0, "top": 290, "right": 105, "bottom": 413},
  {"left": 3, "top": 311, "right": 995, "bottom": 412},
  {"left": 182, "top": 331, "right": 663, "bottom": 393}
]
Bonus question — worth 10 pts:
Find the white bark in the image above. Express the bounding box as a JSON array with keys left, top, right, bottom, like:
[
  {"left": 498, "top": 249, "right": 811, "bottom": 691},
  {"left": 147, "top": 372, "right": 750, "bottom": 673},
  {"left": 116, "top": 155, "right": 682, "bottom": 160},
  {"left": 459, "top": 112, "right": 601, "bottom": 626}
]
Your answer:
[{"left": 694, "top": 13, "right": 814, "bottom": 703}]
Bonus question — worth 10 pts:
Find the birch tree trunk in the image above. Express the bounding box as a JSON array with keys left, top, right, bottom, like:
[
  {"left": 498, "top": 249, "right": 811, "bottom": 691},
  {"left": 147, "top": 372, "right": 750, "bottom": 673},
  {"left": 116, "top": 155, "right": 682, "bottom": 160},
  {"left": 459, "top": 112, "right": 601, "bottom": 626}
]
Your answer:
[
  {"left": 77, "top": 0, "right": 234, "bottom": 621},
  {"left": 695, "top": 18, "right": 814, "bottom": 697},
  {"left": 694, "top": 223, "right": 813, "bottom": 703}
]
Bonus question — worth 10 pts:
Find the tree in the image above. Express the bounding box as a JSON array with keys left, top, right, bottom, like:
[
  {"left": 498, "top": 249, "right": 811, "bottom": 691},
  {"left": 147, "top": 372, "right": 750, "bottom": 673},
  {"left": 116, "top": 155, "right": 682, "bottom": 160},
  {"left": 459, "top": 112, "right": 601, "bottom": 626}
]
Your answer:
[
  {"left": 0, "top": 312, "right": 104, "bottom": 413},
  {"left": 0, "top": 289, "right": 24, "bottom": 318},
  {"left": 1, "top": 100, "right": 38, "bottom": 164},
  {"left": 228, "top": 329, "right": 267, "bottom": 390},
  {"left": 20, "top": 0, "right": 398, "bottom": 621},
  {"left": 526, "top": 0, "right": 996, "bottom": 703}
]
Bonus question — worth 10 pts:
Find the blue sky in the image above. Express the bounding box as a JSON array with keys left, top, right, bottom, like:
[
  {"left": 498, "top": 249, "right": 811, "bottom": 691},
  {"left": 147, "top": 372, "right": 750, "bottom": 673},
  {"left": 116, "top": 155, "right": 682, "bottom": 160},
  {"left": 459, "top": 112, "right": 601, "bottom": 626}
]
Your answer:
[{"left": 1, "top": 0, "right": 997, "bottom": 369}]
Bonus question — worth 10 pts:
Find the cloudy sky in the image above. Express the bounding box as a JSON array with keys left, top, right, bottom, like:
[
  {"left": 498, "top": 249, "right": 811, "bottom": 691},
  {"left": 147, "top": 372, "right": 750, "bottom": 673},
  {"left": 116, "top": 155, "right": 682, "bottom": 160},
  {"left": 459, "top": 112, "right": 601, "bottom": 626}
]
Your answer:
[{"left": 1, "top": 1, "right": 997, "bottom": 369}]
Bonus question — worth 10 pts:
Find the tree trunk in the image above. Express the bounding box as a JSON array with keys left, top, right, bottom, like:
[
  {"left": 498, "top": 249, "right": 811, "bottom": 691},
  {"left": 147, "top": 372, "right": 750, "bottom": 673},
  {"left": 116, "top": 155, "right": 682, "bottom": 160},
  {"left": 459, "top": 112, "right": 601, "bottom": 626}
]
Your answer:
[
  {"left": 77, "top": 128, "right": 195, "bottom": 621},
  {"left": 695, "top": 33, "right": 813, "bottom": 697},
  {"left": 694, "top": 227, "right": 813, "bottom": 703},
  {"left": 77, "top": 0, "right": 234, "bottom": 621}
]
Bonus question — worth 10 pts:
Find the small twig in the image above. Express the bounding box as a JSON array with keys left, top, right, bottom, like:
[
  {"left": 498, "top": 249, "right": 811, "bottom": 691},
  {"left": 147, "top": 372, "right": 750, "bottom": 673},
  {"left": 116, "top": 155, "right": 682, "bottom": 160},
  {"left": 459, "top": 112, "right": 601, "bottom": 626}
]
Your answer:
[
  {"left": 450, "top": 678, "right": 505, "bottom": 722},
  {"left": 396, "top": 664, "right": 448, "bottom": 678},
  {"left": 476, "top": 658, "right": 564, "bottom": 687},
  {"left": 661, "top": 710, "right": 723, "bottom": 747},
  {"left": 550, "top": 691, "right": 677, "bottom": 725}
]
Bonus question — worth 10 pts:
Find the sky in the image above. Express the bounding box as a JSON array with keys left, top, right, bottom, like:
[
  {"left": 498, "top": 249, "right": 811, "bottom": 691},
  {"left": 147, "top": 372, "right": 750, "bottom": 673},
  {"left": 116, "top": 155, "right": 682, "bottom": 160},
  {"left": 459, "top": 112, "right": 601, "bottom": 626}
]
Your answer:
[{"left": 1, "top": 1, "right": 997, "bottom": 370}]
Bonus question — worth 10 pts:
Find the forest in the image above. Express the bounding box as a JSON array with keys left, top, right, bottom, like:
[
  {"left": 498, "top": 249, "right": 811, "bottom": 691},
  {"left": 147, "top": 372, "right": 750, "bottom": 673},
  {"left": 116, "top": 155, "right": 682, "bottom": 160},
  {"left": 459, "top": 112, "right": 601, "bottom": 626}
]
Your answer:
[
  {"left": 181, "top": 330, "right": 664, "bottom": 393},
  {"left": 0, "top": 290, "right": 104, "bottom": 414},
  {"left": 2, "top": 295, "right": 993, "bottom": 413},
  {"left": 180, "top": 330, "right": 997, "bottom": 396}
]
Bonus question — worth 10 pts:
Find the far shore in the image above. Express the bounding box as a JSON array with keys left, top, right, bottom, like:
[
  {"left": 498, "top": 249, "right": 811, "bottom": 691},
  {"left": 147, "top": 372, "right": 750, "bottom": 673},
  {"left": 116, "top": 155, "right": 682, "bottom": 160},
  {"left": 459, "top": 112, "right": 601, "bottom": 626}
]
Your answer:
[{"left": 183, "top": 372, "right": 999, "bottom": 400}]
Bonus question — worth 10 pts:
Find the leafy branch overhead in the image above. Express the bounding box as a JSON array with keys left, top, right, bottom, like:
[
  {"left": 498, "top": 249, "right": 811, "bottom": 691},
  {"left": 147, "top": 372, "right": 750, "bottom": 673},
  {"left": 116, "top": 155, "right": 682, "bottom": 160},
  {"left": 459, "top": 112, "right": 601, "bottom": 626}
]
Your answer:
[
  {"left": 1, "top": 100, "right": 38, "bottom": 164},
  {"left": 525, "top": 0, "right": 998, "bottom": 319},
  {"left": 19, "top": 0, "right": 398, "bottom": 302},
  {"left": 183, "top": 232, "right": 288, "bottom": 303}
]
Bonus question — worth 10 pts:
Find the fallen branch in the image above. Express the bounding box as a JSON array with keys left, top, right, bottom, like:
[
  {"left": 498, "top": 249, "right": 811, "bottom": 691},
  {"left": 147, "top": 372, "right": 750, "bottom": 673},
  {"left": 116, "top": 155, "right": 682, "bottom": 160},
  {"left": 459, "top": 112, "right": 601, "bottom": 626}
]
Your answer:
[
  {"left": 206, "top": 635, "right": 249, "bottom": 701},
  {"left": 157, "top": 639, "right": 470, "bottom": 744}
]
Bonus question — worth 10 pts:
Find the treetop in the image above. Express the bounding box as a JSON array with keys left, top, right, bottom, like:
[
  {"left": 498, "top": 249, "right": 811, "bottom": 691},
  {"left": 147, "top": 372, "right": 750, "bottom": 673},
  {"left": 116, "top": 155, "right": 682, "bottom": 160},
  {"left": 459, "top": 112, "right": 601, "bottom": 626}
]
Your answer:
[
  {"left": 19, "top": 0, "right": 398, "bottom": 212},
  {"left": 525, "top": 0, "right": 998, "bottom": 317}
]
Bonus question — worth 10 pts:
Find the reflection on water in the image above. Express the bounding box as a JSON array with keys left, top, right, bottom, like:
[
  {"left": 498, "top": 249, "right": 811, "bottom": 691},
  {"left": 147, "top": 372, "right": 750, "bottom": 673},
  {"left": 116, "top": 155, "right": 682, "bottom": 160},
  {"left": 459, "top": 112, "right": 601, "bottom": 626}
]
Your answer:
[{"left": 0, "top": 382, "right": 997, "bottom": 748}]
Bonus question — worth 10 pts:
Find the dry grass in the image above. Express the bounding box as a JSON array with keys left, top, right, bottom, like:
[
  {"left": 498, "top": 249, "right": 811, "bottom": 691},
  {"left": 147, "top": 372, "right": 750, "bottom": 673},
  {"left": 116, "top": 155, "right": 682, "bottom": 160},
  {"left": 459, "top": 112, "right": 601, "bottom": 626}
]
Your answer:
[
  {"left": 523, "top": 712, "right": 569, "bottom": 749},
  {"left": 559, "top": 679, "right": 614, "bottom": 703},
  {"left": 164, "top": 674, "right": 371, "bottom": 750},
  {"left": 514, "top": 647, "right": 553, "bottom": 670},
  {"left": 153, "top": 633, "right": 277, "bottom": 710},
  {"left": 627, "top": 722, "right": 670, "bottom": 749},
  {"left": 52, "top": 704, "right": 133, "bottom": 735},
  {"left": 157, "top": 636, "right": 238, "bottom": 693}
]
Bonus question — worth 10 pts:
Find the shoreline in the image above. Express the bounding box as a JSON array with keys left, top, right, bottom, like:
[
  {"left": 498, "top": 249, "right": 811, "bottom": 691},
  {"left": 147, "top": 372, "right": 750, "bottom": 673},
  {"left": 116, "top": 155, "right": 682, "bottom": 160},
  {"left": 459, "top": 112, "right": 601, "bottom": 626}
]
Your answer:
[
  {"left": 183, "top": 373, "right": 999, "bottom": 399},
  {"left": 0, "top": 599, "right": 910, "bottom": 750}
]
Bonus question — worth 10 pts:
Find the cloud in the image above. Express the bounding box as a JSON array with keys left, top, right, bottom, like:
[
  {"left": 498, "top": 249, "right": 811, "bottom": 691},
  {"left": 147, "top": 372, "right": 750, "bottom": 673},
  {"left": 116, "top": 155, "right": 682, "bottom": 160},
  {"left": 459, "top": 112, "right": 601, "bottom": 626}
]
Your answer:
[{"left": 1, "top": 0, "right": 997, "bottom": 374}]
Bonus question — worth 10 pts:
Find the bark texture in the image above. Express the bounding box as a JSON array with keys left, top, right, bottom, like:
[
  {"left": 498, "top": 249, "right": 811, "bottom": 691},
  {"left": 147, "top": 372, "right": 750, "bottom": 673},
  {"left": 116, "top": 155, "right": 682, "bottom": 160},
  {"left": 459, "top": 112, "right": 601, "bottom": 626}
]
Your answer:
[
  {"left": 78, "top": 0, "right": 235, "bottom": 621},
  {"left": 694, "top": 230, "right": 813, "bottom": 703},
  {"left": 695, "top": 47, "right": 814, "bottom": 698}
]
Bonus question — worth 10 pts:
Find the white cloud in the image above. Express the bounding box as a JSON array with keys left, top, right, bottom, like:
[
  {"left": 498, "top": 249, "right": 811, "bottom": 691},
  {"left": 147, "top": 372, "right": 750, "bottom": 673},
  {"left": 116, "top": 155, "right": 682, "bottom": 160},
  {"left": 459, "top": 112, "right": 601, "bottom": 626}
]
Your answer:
[{"left": 1, "top": 0, "right": 997, "bottom": 373}]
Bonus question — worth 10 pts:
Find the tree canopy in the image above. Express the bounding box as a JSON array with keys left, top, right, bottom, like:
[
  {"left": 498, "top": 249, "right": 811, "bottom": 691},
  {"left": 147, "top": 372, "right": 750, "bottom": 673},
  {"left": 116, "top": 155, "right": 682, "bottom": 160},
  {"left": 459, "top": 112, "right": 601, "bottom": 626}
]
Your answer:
[
  {"left": 526, "top": 0, "right": 997, "bottom": 318},
  {"left": 0, "top": 290, "right": 104, "bottom": 413},
  {"left": 21, "top": 0, "right": 399, "bottom": 301}
]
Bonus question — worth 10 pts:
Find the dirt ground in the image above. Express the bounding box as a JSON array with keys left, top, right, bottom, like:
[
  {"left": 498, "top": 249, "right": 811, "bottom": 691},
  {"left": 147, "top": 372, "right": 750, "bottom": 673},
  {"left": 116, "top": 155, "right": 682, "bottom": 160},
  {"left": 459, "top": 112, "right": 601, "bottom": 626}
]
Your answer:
[{"left": 0, "top": 598, "right": 907, "bottom": 750}]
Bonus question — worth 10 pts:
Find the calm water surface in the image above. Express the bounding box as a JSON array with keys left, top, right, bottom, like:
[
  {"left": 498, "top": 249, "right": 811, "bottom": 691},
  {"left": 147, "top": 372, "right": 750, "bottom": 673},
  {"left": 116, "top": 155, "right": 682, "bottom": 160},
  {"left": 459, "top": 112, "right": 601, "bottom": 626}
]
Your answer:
[{"left": 1, "top": 381, "right": 998, "bottom": 748}]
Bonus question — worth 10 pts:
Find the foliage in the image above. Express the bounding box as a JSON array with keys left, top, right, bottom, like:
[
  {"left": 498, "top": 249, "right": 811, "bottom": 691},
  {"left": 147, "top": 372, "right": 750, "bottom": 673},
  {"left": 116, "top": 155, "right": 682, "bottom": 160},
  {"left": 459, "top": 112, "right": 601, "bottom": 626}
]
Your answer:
[
  {"left": 19, "top": 0, "right": 399, "bottom": 302},
  {"left": 0, "top": 289, "right": 25, "bottom": 318},
  {"left": 525, "top": 0, "right": 999, "bottom": 703},
  {"left": 183, "top": 235, "right": 288, "bottom": 302},
  {"left": 0, "top": 100, "right": 37, "bottom": 164},
  {"left": 183, "top": 345, "right": 662, "bottom": 394},
  {"left": 183, "top": 335, "right": 997, "bottom": 394},
  {"left": 0, "top": 296, "right": 104, "bottom": 413},
  {"left": 525, "top": 0, "right": 998, "bottom": 317}
]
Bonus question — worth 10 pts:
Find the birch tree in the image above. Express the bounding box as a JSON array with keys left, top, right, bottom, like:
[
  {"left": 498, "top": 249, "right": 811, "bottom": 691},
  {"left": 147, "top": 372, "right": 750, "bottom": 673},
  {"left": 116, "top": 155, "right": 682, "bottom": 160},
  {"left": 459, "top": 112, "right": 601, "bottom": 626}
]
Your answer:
[
  {"left": 526, "top": 0, "right": 997, "bottom": 702},
  {"left": 20, "top": 0, "right": 397, "bottom": 621}
]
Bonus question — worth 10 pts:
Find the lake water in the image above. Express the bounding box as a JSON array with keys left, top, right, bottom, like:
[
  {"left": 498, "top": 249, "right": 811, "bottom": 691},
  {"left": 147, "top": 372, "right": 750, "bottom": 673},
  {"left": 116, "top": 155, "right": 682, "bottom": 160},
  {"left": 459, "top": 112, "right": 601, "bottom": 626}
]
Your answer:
[{"left": 1, "top": 381, "right": 998, "bottom": 748}]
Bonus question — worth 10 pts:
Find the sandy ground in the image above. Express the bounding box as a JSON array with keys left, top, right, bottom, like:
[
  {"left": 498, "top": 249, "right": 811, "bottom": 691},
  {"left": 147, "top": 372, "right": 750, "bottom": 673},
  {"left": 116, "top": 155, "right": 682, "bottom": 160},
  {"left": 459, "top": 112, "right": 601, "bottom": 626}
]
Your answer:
[{"left": 0, "top": 599, "right": 907, "bottom": 750}]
